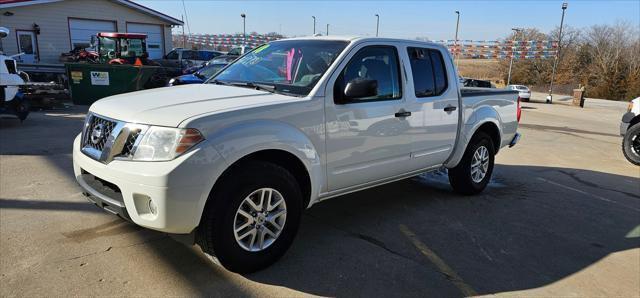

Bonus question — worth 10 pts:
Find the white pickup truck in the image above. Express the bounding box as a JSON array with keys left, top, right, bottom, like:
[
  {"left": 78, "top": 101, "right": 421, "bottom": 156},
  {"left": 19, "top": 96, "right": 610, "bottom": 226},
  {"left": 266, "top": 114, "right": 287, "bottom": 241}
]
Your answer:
[{"left": 73, "top": 36, "right": 521, "bottom": 273}]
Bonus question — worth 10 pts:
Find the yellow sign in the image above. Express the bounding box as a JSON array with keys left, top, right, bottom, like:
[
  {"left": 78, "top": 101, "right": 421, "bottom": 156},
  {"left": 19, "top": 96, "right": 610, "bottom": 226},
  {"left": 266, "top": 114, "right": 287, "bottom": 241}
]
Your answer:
[{"left": 71, "top": 71, "right": 83, "bottom": 84}]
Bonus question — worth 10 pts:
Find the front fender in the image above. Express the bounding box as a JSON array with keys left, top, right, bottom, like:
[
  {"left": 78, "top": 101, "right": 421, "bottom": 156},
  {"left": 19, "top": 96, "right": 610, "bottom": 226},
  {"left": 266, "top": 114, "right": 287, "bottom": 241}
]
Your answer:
[{"left": 206, "top": 120, "right": 324, "bottom": 207}]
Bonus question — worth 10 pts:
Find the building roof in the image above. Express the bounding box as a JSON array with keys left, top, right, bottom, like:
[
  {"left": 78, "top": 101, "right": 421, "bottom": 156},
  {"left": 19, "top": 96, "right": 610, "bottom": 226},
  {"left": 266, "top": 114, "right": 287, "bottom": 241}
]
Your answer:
[{"left": 0, "top": 0, "right": 184, "bottom": 25}]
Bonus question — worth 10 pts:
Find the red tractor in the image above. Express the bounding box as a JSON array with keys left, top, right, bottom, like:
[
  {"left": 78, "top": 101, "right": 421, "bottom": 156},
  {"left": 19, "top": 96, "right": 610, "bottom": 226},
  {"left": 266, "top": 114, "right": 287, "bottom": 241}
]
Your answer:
[{"left": 61, "top": 32, "right": 155, "bottom": 65}]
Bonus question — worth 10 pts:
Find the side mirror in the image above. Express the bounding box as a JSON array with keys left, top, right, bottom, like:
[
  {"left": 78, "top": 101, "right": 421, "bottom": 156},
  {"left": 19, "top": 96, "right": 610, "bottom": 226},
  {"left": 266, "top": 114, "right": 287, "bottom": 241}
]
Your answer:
[{"left": 344, "top": 79, "right": 378, "bottom": 99}]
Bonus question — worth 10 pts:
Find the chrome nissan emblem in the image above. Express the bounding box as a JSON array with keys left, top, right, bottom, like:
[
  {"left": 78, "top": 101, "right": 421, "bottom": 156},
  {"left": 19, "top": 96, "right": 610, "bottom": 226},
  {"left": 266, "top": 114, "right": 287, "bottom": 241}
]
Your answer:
[{"left": 90, "top": 123, "right": 105, "bottom": 145}]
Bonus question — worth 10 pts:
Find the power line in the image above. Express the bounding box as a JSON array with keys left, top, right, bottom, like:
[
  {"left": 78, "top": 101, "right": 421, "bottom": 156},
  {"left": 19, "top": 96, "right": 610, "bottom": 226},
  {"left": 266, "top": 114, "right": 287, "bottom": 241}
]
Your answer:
[{"left": 181, "top": 0, "right": 191, "bottom": 36}]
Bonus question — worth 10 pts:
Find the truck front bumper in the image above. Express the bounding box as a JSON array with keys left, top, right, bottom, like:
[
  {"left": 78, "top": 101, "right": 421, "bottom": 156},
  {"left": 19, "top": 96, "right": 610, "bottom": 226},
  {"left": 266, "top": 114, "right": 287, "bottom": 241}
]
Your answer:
[{"left": 72, "top": 134, "right": 225, "bottom": 234}]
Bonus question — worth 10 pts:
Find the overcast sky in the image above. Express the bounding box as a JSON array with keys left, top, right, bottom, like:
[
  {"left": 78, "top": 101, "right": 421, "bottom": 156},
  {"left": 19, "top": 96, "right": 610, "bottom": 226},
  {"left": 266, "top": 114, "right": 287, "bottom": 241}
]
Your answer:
[{"left": 137, "top": 0, "right": 640, "bottom": 40}]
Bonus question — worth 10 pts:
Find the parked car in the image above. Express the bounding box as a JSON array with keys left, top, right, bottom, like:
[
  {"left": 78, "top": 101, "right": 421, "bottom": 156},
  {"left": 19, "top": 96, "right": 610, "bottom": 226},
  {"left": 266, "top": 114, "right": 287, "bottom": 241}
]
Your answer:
[
  {"left": 212, "top": 45, "right": 254, "bottom": 62},
  {"left": 155, "top": 48, "right": 224, "bottom": 70},
  {"left": 463, "top": 78, "right": 494, "bottom": 88},
  {"left": 620, "top": 97, "right": 640, "bottom": 165},
  {"left": 182, "top": 56, "right": 238, "bottom": 75},
  {"left": 226, "top": 45, "right": 253, "bottom": 56},
  {"left": 507, "top": 85, "right": 531, "bottom": 101},
  {"left": 167, "top": 62, "right": 229, "bottom": 86},
  {"left": 73, "top": 37, "right": 520, "bottom": 273}
]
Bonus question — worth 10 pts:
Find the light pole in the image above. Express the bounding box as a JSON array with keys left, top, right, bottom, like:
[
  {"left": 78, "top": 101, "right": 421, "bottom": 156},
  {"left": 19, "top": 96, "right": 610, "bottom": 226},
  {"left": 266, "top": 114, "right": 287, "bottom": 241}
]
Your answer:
[
  {"left": 312, "top": 16, "right": 316, "bottom": 35},
  {"left": 240, "top": 13, "right": 246, "bottom": 46},
  {"left": 507, "top": 27, "right": 523, "bottom": 86},
  {"left": 375, "top": 14, "right": 380, "bottom": 37},
  {"left": 547, "top": 2, "right": 568, "bottom": 104},
  {"left": 454, "top": 11, "right": 460, "bottom": 68},
  {"left": 326, "top": 23, "right": 329, "bottom": 36}
]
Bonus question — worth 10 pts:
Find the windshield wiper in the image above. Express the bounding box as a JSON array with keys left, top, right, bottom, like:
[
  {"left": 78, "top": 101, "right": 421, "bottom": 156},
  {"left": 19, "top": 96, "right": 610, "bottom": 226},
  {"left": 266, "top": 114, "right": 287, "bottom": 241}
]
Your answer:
[
  {"left": 209, "top": 80, "right": 301, "bottom": 96},
  {"left": 228, "top": 81, "right": 277, "bottom": 93},
  {"left": 209, "top": 79, "right": 230, "bottom": 85}
]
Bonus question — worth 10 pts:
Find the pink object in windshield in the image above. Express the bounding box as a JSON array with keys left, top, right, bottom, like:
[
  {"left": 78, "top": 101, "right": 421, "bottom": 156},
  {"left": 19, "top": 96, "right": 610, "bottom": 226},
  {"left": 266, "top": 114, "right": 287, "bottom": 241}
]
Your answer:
[{"left": 286, "top": 48, "right": 294, "bottom": 81}]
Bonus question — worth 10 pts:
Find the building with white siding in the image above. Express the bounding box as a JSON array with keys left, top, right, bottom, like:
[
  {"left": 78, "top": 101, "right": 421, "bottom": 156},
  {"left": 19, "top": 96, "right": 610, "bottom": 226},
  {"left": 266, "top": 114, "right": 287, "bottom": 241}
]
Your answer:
[{"left": 0, "top": 0, "right": 183, "bottom": 63}]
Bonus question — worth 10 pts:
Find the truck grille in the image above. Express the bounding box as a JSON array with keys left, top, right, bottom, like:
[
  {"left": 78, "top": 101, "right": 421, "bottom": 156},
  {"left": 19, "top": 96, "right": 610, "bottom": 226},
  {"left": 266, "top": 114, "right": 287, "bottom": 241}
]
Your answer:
[
  {"left": 83, "top": 115, "right": 116, "bottom": 151},
  {"left": 119, "top": 129, "right": 141, "bottom": 158},
  {"left": 81, "top": 113, "right": 147, "bottom": 163}
]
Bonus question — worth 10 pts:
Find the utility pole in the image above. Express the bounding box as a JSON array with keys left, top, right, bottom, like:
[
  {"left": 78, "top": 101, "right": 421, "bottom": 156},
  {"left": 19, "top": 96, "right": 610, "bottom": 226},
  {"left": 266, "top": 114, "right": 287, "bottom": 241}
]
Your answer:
[
  {"left": 375, "top": 14, "right": 380, "bottom": 37},
  {"left": 507, "top": 27, "right": 523, "bottom": 86},
  {"left": 312, "top": 16, "right": 316, "bottom": 35},
  {"left": 241, "top": 13, "right": 246, "bottom": 46},
  {"left": 326, "top": 24, "right": 329, "bottom": 36},
  {"left": 454, "top": 11, "right": 460, "bottom": 68},
  {"left": 547, "top": 2, "right": 568, "bottom": 104},
  {"left": 181, "top": 15, "right": 186, "bottom": 48}
]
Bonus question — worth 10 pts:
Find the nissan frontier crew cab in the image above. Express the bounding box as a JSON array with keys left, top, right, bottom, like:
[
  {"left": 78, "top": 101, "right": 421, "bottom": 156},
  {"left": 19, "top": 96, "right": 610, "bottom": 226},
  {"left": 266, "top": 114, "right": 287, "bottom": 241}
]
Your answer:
[{"left": 73, "top": 36, "right": 521, "bottom": 273}]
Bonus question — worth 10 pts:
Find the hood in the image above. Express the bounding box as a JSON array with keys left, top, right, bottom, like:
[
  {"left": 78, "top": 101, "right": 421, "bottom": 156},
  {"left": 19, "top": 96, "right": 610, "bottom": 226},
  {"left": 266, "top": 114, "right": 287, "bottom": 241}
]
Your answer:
[{"left": 90, "top": 84, "right": 296, "bottom": 127}]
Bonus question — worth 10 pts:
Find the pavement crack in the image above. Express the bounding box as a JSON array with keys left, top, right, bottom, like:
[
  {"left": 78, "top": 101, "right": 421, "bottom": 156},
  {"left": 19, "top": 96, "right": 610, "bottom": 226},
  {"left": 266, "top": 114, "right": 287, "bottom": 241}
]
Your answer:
[
  {"left": 304, "top": 213, "right": 417, "bottom": 263},
  {"left": 61, "top": 235, "right": 169, "bottom": 262},
  {"left": 558, "top": 170, "right": 640, "bottom": 200}
]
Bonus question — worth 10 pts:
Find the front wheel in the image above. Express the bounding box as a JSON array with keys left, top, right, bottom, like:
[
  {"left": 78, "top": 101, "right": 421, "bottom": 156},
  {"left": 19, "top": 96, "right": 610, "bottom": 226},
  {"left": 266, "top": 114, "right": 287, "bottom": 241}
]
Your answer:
[
  {"left": 448, "top": 132, "right": 495, "bottom": 195},
  {"left": 622, "top": 123, "right": 640, "bottom": 166},
  {"left": 197, "top": 161, "right": 302, "bottom": 273}
]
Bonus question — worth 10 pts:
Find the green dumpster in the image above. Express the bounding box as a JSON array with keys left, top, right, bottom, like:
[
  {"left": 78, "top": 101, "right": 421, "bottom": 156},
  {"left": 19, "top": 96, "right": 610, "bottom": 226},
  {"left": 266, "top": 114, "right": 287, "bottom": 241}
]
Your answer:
[{"left": 66, "top": 63, "right": 161, "bottom": 105}]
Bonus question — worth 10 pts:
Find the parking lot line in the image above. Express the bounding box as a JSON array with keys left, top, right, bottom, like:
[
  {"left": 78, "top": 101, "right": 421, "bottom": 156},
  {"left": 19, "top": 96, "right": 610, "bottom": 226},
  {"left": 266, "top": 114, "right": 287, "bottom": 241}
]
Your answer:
[
  {"left": 399, "top": 224, "right": 478, "bottom": 297},
  {"left": 536, "top": 177, "right": 640, "bottom": 212}
]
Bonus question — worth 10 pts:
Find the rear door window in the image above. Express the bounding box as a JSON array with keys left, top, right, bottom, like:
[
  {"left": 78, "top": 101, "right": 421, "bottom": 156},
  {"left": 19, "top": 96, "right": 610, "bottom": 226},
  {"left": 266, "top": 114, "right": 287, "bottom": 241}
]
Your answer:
[
  {"left": 198, "top": 51, "right": 217, "bottom": 60},
  {"left": 407, "top": 47, "right": 448, "bottom": 97},
  {"left": 429, "top": 50, "right": 448, "bottom": 95},
  {"left": 182, "top": 50, "right": 198, "bottom": 60}
]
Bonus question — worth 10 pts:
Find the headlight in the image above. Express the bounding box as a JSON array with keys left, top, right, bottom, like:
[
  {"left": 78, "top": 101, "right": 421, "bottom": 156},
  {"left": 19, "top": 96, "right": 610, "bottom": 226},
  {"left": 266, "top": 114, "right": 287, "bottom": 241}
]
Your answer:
[{"left": 132, "top": 126, "right": 204, "bottom": 161}]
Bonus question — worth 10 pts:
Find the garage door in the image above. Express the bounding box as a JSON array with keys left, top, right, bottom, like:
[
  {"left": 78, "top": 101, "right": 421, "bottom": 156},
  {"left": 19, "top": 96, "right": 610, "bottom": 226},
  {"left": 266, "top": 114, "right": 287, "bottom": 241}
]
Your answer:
[
  {"left": 68, "top": 18, "right": 116, "bottom": 49},
  {"left": 127, "top": 23, "right": 163, "bottom": 59}
]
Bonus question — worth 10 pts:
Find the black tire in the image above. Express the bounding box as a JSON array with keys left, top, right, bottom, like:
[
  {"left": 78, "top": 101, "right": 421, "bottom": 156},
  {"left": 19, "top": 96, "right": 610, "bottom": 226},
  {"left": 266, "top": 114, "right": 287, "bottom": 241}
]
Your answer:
[
  {"left": 622, "top": 123, "right": 640, "bottom": 166},
  {"left": 197, "top": 161, "right": 303, "bottom": 273},
  {"left": 522, "top": 98, "right": 530, "bottom": 102},
  {"left": 448, "top": 132, "right": 495, "bottom": 195},
  {"left": 12, "top": 94, "right": 30, "bottom": 122}
]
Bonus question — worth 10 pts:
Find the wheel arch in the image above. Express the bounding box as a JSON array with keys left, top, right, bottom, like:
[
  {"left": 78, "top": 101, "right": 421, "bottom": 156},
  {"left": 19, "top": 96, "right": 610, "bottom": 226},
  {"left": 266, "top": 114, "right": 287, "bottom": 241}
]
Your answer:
[
  {"left": 474, "top": 121, "right": 501, "bottom": 153},
  {"left": 200, "top": 119, "right": 323, "bottom": 212},
  {"left": 216, "top": 149, "right": 313, "bottom": 210}
]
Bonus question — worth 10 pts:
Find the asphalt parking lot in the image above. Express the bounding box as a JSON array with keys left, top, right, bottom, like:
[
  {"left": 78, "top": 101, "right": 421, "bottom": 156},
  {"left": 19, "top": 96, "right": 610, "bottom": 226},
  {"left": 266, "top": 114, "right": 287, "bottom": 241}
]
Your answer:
[{"left": 1, "top": 94, "right": 639, "bottom": 297}]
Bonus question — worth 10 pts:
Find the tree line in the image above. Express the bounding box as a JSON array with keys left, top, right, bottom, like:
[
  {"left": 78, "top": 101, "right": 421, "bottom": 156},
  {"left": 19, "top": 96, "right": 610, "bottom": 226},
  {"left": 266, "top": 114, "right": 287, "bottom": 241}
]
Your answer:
[{"left": 502, "top": 22, "right": 639, "bottom": 101}]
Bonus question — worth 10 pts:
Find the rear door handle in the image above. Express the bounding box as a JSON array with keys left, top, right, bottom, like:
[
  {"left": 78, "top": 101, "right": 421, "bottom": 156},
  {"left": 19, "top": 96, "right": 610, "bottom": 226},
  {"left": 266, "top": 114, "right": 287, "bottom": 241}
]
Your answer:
[
  {"left": 395, "top": 111, "right": 412, "bottom": 118},
  {"left": 444, "top": 105, "right": 457, "bottom": 112}
]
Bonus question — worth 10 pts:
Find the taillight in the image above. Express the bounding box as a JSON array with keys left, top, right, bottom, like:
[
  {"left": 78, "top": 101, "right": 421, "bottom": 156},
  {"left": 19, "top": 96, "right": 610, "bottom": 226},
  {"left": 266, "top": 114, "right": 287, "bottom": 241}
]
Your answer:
[{"left": 517, "top": 97, "right": 522, "bottom": 122}]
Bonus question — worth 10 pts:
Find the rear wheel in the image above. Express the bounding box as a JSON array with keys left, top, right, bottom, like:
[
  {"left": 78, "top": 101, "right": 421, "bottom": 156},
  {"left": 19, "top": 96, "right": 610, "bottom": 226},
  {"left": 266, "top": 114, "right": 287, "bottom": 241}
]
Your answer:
[
  {"left": 622, "top": 123, "right": 640, "bottom": 166},
  {"left": 448, "top": 132, "right": 495, "bottom": 195},
  {"left": 197, "top": 161, "right": 302, "bottom": 273}
]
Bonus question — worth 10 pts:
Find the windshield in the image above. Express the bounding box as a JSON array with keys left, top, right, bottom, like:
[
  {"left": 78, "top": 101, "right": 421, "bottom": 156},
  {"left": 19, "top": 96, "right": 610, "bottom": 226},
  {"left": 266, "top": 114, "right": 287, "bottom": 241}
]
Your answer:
[
  {"left": 99, "top": 37, "right": 116, "bottom": 57},
  {"left": 211, "top": 40, "right": 349, "bottom": 96}
]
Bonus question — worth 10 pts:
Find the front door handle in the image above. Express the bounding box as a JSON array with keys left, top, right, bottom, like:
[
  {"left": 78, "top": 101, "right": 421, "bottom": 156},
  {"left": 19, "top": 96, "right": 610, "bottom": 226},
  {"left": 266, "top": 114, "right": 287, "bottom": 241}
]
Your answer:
[
  {"left": 444, "top": 105, "right": 457, "bottom": 112},
  {"left": 395, "top": 111, "right": 412, "bottom": 118}
]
